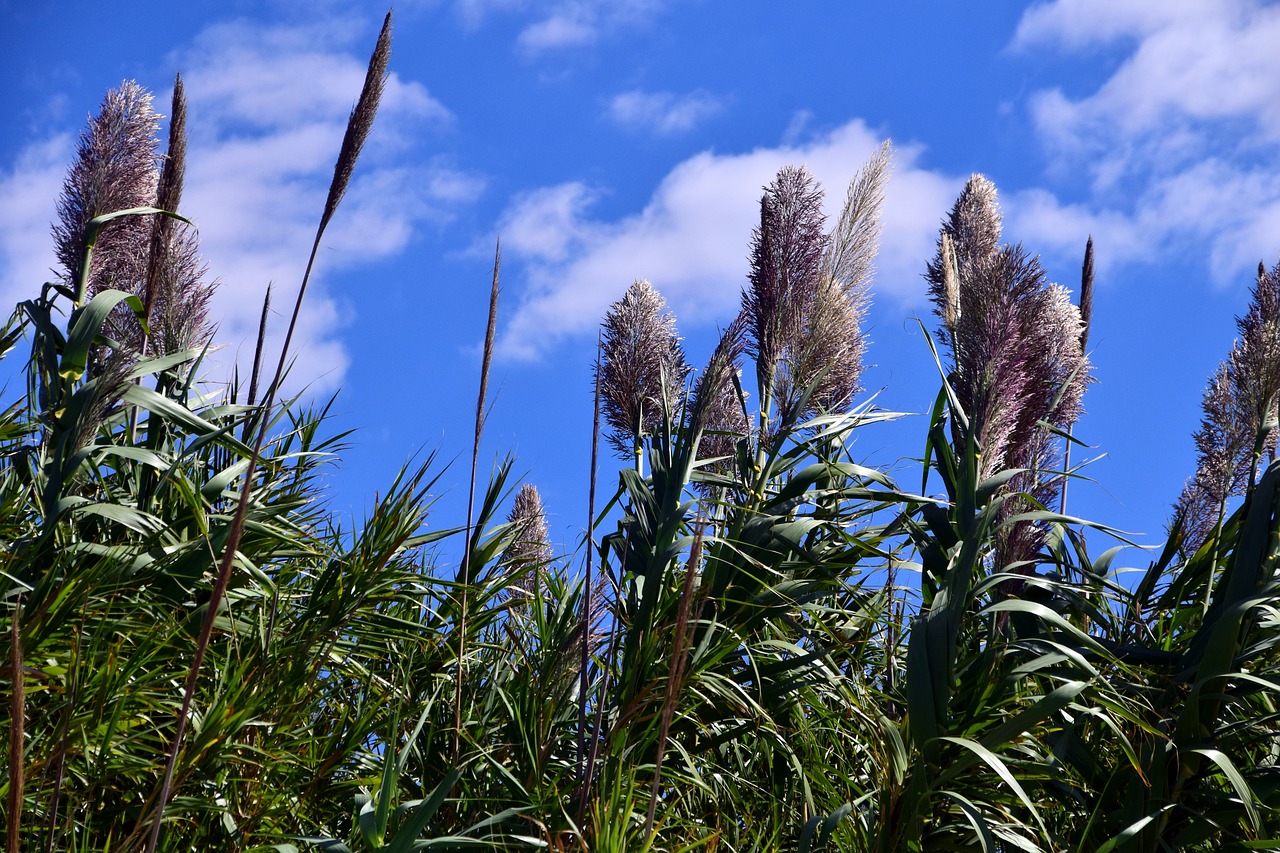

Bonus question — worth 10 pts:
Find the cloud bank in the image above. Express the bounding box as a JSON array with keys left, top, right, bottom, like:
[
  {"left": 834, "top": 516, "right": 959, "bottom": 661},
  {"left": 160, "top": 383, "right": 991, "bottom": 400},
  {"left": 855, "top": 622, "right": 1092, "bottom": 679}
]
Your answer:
[{"left": 1010, "top": 0, "right": 1280, "bottom": 284}]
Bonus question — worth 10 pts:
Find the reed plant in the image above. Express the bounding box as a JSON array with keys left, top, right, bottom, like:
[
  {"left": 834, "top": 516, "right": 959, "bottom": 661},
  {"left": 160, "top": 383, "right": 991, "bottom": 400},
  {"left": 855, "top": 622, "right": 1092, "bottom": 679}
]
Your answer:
[{"left": 7, "top": 12, "right": 1280, "bottom": 852}]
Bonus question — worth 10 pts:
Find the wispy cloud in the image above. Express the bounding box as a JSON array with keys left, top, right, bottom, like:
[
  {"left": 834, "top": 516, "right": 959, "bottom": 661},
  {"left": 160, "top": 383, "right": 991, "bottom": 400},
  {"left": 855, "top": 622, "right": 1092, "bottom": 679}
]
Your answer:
[
  {"left": 608, "top": 89, "right": 723, "bottom": 135},
  {"left": 496, "top": 119, "right": 959, "bottom": 360},
  {"left": 0, "top": 14, "right": 482, "bottom": 395},
  {"left": 450, "top": 0, "right": 670, "bottom": 53}
]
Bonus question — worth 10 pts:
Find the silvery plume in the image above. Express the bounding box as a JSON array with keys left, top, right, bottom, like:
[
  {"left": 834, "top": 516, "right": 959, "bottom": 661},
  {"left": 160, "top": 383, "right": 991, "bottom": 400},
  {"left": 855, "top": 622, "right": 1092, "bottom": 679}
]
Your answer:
[
  {"left": 52, "top": 79, "right": 215, "bottom": 360},
  {"left": 597, "top": 279, "right": 691, "bottom": 460},
  {"left": 804, "top": 142, "right": 889, "bottom": 413}
]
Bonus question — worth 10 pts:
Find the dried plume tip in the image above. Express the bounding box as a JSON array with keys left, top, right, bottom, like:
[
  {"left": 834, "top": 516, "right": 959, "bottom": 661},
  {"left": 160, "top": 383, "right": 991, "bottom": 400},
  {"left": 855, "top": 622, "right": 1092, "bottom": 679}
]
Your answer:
[
  {"left": 147, "top": 74, "right": 216, "bottom": 357},
  {"left": 1078, "top": 236, "right": 1094, "bottom": 350},
  {"left": 926, "top": 173, "right": 1002, "bottom": 332},
  {"left": 597, "top": 279, "right": 691, "bottom": 459},
  {"left": 320, "top": 10, "right": 392, "bottom": 236}
]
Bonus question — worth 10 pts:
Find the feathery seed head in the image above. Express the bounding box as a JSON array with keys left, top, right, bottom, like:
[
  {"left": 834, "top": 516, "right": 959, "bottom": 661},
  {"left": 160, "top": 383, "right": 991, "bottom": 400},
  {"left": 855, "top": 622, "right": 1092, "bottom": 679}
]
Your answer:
[
  {"left": 690, "top": 317, "right": 750, "bottom": 485},
  {"left": 926, "top": 173, "right": 1002, "bottom": 330},
  {"left": 501, "top": 483, "right": 553, "bottom": 599},
  {"left": 1174, "top": 361, "right": 1251, "bottom": 556},
  {"left": 743, "top": 152, "right": 888, "bottom": 425},
  {"left": 1232, "top": 258, "right": 1280, "bottom": 433},
  {"left": 925, "top": 176, "right": 1091, "bottom": 569},
  {"left": 1174, "top": 258, "right": 1280, "bottom": 556},
  {"left": 744, "top": 166, "right": 828, "bottom": 376},
  {"left": 54, "top": 81, "right": 160, "bottom": 301}
]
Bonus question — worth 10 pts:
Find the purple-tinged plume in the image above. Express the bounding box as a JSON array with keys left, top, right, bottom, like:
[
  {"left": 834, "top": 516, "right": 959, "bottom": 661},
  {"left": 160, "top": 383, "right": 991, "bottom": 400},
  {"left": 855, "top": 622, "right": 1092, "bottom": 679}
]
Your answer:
[
  {"left": 926, "top": 175, "right": 1091, "bottom": 567},
  {"left": 744, "top": 165, "right": 827, "bottom": 390},
  {"left": 53, "top": 81, "right": 160, "bottom": 311}
]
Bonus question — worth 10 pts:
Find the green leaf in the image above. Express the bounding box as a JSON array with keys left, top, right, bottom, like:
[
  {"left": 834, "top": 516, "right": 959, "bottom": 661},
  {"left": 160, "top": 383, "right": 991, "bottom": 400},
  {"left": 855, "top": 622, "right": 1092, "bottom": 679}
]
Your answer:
[
  {"left": 937, "top": 736, "right": 1048, "bottom": 838},
  {"left": 62, "top": 289, "right": 144, "bottom": 378},
  {"left": 385, "top": 768, "right": 462, "bottom": 853}
]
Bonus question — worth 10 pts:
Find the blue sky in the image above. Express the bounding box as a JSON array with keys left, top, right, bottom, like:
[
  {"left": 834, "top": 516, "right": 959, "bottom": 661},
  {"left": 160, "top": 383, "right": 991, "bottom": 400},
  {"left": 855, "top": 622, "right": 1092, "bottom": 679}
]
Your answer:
[{"left": 3, "top": 0, "right": 1278, "bottom": 571}]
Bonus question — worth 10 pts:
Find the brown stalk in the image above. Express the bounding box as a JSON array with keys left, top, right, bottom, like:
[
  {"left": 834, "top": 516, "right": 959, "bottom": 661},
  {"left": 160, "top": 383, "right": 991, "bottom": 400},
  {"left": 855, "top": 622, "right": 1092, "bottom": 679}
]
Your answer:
[
  {"left": 6, "top": 596, "right": 24, "bottom": 853},
  {"left": 644, "top": 521, "right": 704, "bottom": 840},
  {"left": 140, "top": 13, "right": 392, "bottom": 852},
  {"left": 455, "top": 239, "right": 501, "bottom": 761}
]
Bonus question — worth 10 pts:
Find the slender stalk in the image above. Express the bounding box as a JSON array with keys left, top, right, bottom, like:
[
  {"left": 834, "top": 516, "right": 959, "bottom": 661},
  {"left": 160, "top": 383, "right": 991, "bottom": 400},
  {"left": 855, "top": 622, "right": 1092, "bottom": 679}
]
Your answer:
[
  {"left": 885, "top": 554, "right": 897, "bottom": 705},
  {"left": 243, "top": 284, "right": 273, "bottom": 443},
  {"left": 246, "top": 284, "right": 273, "bottom": 410},
  {"left": 578, "top": 336, "right": 605, "bottom": 828},
  {"left": 140, "top": 14, "right": 391, "bottom": 851},
  {"left": 455, "top": 239, "right": 500, "bottom": 760},
  {"left": 578, "top": 337, "right": 602, "bottom": 782},
  {"left": 6, "top": 596, "right": 24, "bottom": 853}
]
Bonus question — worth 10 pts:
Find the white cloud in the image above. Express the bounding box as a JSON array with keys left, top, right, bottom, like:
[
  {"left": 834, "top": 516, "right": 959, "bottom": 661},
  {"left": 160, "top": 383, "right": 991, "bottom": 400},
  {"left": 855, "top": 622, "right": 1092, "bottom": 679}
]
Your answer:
[
  {"left": 1013, "top": 0, "right": 1220, "bottom": 50},
  {"left": 518, "top": 15, "right": 598, "bottom": 51},
  {"left": 497, "top": 120, "right": 959, "bottom": 360},
  {"left": 499, "top": 183, "right": 602, "bottom": 262},
  {"left": 1015, "top": 1, "right": 1280, "bottom": 168},
  {"left": 1005, "top": 1, "right": 1280, "bottom": 291},
  {"left": 608, "top": 90, "right": 723, "bottom": 135},
  {"left": 0, "top": 15, "right": 480, "bottom": 397}
]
